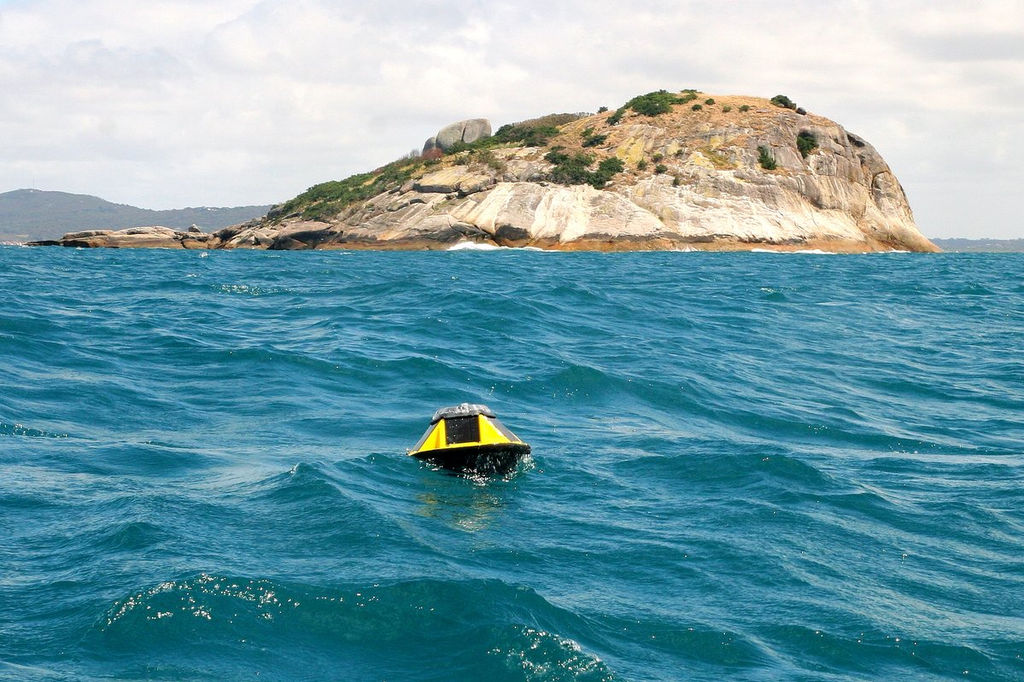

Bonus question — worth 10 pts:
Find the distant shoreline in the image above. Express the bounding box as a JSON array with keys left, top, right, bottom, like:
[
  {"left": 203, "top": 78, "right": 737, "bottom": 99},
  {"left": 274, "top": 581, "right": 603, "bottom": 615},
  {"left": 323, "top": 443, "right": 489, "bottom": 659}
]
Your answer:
[
  {"left": 931, "top": 238, "right": 1024, "bottom": 253},
  {"left": 10, "top": 240, "right": 1024, "bottom": 254}
]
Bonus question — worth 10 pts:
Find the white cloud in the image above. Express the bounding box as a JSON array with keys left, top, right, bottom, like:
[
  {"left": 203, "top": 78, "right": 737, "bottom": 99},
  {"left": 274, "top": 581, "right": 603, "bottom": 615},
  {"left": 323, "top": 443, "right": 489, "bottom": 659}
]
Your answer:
[{"left": 0, "top": 0, "right": 1022, "bottom": 237}]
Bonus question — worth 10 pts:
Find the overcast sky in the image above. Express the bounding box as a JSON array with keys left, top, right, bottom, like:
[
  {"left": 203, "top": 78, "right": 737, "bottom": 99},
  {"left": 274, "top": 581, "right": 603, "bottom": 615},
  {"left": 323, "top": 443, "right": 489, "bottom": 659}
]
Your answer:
[{"left": 1, "top": 0, "right": 1022, "bottom": 238}]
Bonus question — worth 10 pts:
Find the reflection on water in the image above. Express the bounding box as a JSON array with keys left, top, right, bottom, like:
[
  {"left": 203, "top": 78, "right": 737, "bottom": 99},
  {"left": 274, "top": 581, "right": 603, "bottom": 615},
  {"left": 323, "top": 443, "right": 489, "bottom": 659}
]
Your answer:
[{"left": 414, "top": 457, "right": 532, "bottom": 532}]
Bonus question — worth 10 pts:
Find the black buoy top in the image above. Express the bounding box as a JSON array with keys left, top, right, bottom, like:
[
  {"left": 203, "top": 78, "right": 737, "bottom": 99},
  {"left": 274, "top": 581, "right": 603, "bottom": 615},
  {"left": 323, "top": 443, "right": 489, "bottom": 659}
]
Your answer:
[{"left": 430, "top": 402, "right": 496, "bottom": 424}]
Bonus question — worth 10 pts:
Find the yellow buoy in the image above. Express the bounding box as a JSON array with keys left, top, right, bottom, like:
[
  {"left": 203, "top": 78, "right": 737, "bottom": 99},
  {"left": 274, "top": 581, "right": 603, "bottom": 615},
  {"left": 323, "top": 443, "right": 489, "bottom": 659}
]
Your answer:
[{"left": 408, "top": 403, "right": 530, "bottom": 474}]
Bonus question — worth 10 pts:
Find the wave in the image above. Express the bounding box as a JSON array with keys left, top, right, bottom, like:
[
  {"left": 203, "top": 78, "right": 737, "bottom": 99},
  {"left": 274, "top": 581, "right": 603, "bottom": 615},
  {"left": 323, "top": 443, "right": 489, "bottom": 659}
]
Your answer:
[
  {"left": 750, "top": 248, "right": 839, "bottom": 254},
  {"left": 91, "top": 575, "right": 614, "bottom": 680},
  {"left": 447, "top": 241, "right": 548, "bottom": 252},
  {"left": 4, "top": 248, "right": 1024, "bottom": 680},
  {"left": 0, "top": 421, "right": 69, "bottom": 439}
]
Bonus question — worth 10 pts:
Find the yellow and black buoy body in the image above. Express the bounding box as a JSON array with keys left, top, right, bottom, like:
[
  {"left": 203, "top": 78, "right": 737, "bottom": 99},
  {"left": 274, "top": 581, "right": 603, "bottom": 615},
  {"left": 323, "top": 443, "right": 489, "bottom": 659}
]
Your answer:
[{"left": 408, "top": 403, "right": 530, "bottom": 474}]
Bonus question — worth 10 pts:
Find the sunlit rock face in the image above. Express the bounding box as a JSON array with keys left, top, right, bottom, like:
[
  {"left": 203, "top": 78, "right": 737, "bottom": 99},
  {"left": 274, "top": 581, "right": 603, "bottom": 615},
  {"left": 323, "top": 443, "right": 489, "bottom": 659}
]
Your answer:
[{"left": 54, "top": 95, "right": 938, "bottom": 253}]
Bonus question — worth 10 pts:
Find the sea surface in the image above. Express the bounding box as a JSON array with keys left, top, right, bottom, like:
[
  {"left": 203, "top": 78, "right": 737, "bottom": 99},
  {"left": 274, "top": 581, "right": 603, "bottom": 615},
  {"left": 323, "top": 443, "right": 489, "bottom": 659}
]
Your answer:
[{"left": 1, "top": 246, "right": 1022, "bottom": 681}]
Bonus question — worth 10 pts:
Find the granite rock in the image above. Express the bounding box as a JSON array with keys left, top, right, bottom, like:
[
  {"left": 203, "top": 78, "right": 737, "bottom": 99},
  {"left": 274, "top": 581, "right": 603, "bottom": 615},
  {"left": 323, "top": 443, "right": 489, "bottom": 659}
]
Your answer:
[
  {"left": 46, "top": 94, "right": 940, "bottom": 253},
  {"left": 34, "top": 225, "right": 219, "bottom": 249},
  {"left": 433, "top": 118, "right": 492, "bottom": 151}
]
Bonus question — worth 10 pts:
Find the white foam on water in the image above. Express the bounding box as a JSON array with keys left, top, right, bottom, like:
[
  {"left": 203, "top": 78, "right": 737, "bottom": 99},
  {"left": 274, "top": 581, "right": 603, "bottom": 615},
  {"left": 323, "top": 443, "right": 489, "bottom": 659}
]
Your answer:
[
  {"left": 447, "top": 241, "right": 503, "bottom": 251},
  {"left": 446, "top": 241, "right": 549, "bottom": 252},
  {"left": 751, "top": 248, "right": 839, "bottom": 255}
]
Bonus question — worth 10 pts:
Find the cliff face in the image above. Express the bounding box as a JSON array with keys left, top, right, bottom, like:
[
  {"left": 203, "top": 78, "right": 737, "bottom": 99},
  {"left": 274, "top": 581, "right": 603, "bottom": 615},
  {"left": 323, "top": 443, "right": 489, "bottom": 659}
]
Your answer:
[
  {"left": 216, "top": 94, "right": 934, "bottom": 252},
  {"left": 41, "top": 93, "right": 938, "bottom": 252}
]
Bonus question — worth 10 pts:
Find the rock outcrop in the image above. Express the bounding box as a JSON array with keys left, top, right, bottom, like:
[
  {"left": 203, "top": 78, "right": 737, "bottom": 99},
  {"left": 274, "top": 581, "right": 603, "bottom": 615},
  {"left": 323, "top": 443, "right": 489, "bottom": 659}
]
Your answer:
[
  {"left": 423, "top": 118, "right": 492, "bottom": 154},
  {"left": 218, "top": 94, "right": 935, "bottom": 252},
  {"left": 41, "top": 93, "right": 939, "bottom": 252},
  {"left": 30, "top": 226, "right": 219, "bottom": 248}
]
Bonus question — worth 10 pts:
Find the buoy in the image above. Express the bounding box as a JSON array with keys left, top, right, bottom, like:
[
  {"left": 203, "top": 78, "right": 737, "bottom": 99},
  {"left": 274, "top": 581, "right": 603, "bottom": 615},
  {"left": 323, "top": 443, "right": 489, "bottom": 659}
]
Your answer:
[{"left": 408, "top": 403, "right": 530, "bottom": 474}]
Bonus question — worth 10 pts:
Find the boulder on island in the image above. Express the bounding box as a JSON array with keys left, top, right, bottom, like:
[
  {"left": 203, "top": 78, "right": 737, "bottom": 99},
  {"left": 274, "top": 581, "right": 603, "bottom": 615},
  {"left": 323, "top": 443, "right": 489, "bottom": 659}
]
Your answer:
[{"left": 423, "top": 118, "right": 492, "bottom": 154}]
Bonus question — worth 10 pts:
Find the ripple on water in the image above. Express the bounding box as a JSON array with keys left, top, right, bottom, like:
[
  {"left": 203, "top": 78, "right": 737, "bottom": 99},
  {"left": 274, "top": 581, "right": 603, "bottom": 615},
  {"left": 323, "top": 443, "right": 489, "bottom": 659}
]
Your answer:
[
  {"left": 3, "top": 249, "right": 1024, "bottom": 680},
  {"left": 90, "top": 575, "right": 615, "bottom": 680}
]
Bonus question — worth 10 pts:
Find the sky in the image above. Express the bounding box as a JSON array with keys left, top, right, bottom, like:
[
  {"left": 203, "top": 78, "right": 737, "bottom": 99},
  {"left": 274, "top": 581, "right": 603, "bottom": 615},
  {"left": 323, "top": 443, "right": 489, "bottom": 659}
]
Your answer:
[{"left": 1, "top": 0, "right": 1022, "bottom": 238}]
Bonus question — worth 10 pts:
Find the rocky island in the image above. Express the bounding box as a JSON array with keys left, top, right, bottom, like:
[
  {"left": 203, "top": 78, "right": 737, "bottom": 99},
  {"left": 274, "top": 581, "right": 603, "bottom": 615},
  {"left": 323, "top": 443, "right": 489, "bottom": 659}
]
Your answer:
[{"left": 36, "top": 91, "right": 938, "bottom": 252}]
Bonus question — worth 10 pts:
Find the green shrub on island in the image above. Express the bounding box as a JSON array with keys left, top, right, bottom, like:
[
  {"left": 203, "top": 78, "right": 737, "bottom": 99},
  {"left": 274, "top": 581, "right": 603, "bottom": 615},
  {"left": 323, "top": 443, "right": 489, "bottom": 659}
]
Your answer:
[
  {"left": 473, "top": 148, "right": 506, "bottom": 171},
  {"left": 722, "top": 105, "right": 732, "bottom": 113},
  {"left": 655, "top": 163, "right": 668, "bottom": 174},
  {"left": 275, "top": 157, "right": 423, "bottom": 222},
  {"left": 771, "top": 94, "right": 797, "bottom": 110},
  {"left": 637, "top": 159, "right": 648, "bottom": 171},
  {"left": 597, "top": 106, "right": 608, "bottom": 113},
  {"left": 548, "top": 152, "right": 595, "bottom": 185},
  {"left": 545, "top": 151, "right": 624, "bottom": 188},
  {"left": 607, "top": 107, "right": 626, "bottom": 125},
  {"left": 444, "top": 140, "right": 474, "bottom": 154},
  {"left": 544, "top": 148, "right": 569, "bottom": 165},
  {"left": 652, "top": 152, "right": 664, "bottom": 162},
  {"left": 626, "top": 90, "right": 681, "bottom": 116},
  {"left": 595, "top": 157, "right": 625, "bottom": 182},
  {"left": 704, "top": 98, "right": 715, "bottom": 105},
  {"left": 757, "top": 146, "right": 777, "bottom": 170},
  {"left": 491, "top": 122, "right": 561, "bottom": 147},
  {"left": 581, "top": 127, "right": 608, "bottom": 148},
  {"left": 739, "top": 104, "right": 750, "bottom": 112},
  {"left": 691, "top": 104, "right": 703, "bottom": 111},
  {"left": 623, "top": 89, "right": 703, "bottom": 117},
  {"left": 796, "top": 131, "right": 818, "bottom": 158}
]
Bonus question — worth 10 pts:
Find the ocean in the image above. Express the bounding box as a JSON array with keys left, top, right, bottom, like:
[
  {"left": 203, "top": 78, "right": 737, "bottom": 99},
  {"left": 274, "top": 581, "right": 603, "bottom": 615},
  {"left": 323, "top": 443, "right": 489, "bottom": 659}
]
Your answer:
[{"left": 1, "top": 246, "right": 1022, "bottom": 681}]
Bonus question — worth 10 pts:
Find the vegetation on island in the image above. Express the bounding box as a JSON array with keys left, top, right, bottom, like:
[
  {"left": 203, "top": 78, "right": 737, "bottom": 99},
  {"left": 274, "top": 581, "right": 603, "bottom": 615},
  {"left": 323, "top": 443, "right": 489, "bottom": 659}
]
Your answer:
[
  {"left": 772, "top": 94, "right": 807, "bottom": 115},
  {"left": 580, "top": 127, "right": 608, "bottom": 148},
  {"left": 270, "top": 158, "right": 424, "bottom": 222},
  {"left": 545, "top": 148, "right": 624, "bottom": 188},
  {"left": 771, "top": 94, "right": 797, "bottom": 110},
  {"left": 797, "top": 131, "right": 819, "bottom": 158},
  {"left": 271, "top": 88, "right": 815, "bottom": 223},
  {"left": 626, "top": 89, "right": 700, "bottom": 117}
]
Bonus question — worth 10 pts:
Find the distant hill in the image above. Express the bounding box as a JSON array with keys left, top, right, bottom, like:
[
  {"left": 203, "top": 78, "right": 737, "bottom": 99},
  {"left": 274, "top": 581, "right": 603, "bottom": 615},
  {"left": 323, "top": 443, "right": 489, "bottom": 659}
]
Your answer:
[
  {"left": 0, "top": 189, "right": 271, "bottom": 242},
  {"left": 932, "top": 238, "right": 1024, "bottom": 253}
]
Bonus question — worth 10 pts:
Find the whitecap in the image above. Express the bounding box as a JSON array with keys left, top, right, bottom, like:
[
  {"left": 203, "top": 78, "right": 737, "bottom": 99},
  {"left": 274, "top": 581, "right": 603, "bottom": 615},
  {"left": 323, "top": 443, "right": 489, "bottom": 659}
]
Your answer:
[
  {"left": 447, "top": 241, "right": 503, "bottom": 251},
  {"left": 447, "top": 241, "right": 549, "bottom": 252},
  {"left": 751, "top": 248, "right": 838, "bottom": 255}
]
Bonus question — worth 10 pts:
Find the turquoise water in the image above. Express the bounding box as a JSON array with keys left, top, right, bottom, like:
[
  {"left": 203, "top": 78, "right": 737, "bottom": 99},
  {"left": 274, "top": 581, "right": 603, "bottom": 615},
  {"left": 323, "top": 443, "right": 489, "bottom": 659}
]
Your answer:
[{"left": 1, "top": 246, "right": 1022, "bottom": 681}]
